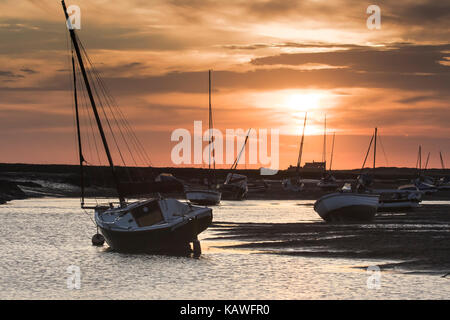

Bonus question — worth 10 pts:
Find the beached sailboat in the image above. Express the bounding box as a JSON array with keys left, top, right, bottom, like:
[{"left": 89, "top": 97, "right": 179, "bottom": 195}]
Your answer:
[
  {"left": 358, "top": 129, "right": 422, "bottom": 210},
  {"left": 317, "top": 119, "right": 339, "bottom": 191},
  {"left": 62, "top": 0, "right": 212, "bottom": 253},
  {"left": 398, "top": 146, "right": 438, "bottom": 194},
  {"left": 185, "top": 71, "right": 221, "bottom": 205},
  {"left": 220, "top": 130, "right": 250, "bottom": 200},
  {"left": 314, "top": 192, "right": 379, "bottom": 222},
  {"left": 314, "top": 128, "right": 380, "bottom": 222},
  {"left": 282, "top": 113, "right": 307, "bottom": 192}
]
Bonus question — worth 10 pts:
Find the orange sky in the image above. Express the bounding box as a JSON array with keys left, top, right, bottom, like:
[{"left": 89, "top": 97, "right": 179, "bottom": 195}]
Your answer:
[{"left": 0, "top": 0, "right": 449, "bottom": 170}]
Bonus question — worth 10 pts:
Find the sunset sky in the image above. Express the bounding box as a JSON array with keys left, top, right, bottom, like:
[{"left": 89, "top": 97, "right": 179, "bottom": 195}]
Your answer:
[{"left": 0, "top": 0, "right": 449, "bottom": 170}]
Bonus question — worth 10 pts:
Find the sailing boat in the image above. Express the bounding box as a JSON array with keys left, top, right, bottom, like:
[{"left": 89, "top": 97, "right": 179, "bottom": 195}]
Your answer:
[
  {"left": 62, "top": 0, "right": 212, "bottom": 253},
  {"left": 317, "top": 117, "right": 339, "bottom": 191},
  {"left": 398, "top": 145, "right": 438, "bottom": 194},
  {"left": 220, "top": 129, "right": 250, "bottom": 200},
  {"left": 282, "top": 113, "right": 307, "bottom": 192},
  {"left": 437, "top": 152, "right": 450, "bottom": 190},
  {"left": 185, "top": 70, "right": 221, "bottom": 205},
  {"left": 314, "top": 128, "right": 380, "bottom": 222},
  {"left": 358, "top": 129, "right": 422, "bottom": 211}
]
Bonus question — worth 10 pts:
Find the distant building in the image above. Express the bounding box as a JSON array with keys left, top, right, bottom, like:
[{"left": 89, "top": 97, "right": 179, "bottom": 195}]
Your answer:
[{"left": 287, "top": 161, "right": 326, "bottom": 172}]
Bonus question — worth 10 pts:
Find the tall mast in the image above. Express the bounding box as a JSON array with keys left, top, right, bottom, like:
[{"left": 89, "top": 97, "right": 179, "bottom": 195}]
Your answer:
[
  {"left": 418, "top": 145, "right": 422, "bottom": 175},
  {"left": 424, "top": 152, "right": 430, "bottom": 170},
  {"left": 296, "top": 112, "right": 307, "bottom": 176},
  {"left": 322, "top": 115, "right": 327, "bottom": 172},
  {"left": 329, "top": 132, "right": 335, "bottom": 172},
  {"left": 208, "top": 70, "right": 216, "bottom": 186},
  {"left": 440, "top": 151, "right": 445, "bottom": 170},
  {"left": 71, "top": 54, "right": 85, "bottom": 206},
  {"left": 62, "top": 0, "right": 125, "bottom": 204},
  {"left": 373, "top": 127, "right": 377, "bottom": 170}
]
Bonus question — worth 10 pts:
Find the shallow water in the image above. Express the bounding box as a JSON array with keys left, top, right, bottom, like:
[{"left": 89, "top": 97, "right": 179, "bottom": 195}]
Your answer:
[{"left": 0, "top": 198, "right": 449, "bottom": 299}]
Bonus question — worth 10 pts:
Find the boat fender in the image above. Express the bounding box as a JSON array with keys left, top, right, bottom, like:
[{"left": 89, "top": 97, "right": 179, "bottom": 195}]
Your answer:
[{"left": 92, "top": 233, "right": 105, "bottom": 246}]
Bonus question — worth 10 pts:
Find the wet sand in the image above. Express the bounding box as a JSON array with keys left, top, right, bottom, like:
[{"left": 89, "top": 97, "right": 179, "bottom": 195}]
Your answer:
[{"left": 208, "top": 204, "right": 450, "bottom": 273}]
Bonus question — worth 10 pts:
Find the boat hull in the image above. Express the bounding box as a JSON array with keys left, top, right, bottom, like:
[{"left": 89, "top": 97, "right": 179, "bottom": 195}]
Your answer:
[
  {"left": 185, "top": 190, "right": 221, "bottom": 205},
  {"left": 98, "top": 210, "right": 212, "bottom": 253},
  {"left": 314, "top": 193, "right": 379, "bottom": 222},
  {"left": 377, "top": 200, "right": 420, "bottom": 211},
  {"left": 220, "top": 184, "right": 247, "bottom": 200}
]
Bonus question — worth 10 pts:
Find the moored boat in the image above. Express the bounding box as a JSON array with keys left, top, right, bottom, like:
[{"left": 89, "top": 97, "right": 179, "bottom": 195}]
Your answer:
[
  {"left": 314, "top": 192, "right": 379, "bottom": 222},
  {"left": 62, "top": 0, "right": 212, "bottom": 254},
  {"left": 376, "top": 189, "right": 422, "bottom": 211},
  {"left": 95, "top": 198, "right": 212, "bottom": 253},
  {"left": 185, "top": 189, "right": 221, "bottom": 205},
  {"left": 185, "top": 70, "right": 221, "bottom": 205}
]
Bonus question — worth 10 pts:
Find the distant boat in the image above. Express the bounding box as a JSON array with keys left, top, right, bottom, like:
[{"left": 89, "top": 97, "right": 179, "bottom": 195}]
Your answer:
[
  {"left": 282, "top": 112, "right": 307, "bottom": 192},
  {"left": 185, "top": 70, "right": 221, "bottom": 205},
  {"left": 314, "top": 128, "right": 380, "bottom": 222},
  {"left": 220, "top": 130, "right": 250, "bottom": 200},
  {"left": 398, "top": 146, "right": 438, "bottom": 195},
  {"left": 377, "top": 189, "right": 421, "bottom": 211},
  {"left": 317, "top": 124, "right": 339, "bottom": 191},
  {"left": 436, "top": 152, "right": 450, "bottom": 190},
  {"left": 314, "top": 192, "right": 379, "bottom": 222},
  {"left": 356, "top": 128, "right": 422, "bottom": 210},
  {"left": 62, "top": 0, "right": 212, "bottom": 254}
]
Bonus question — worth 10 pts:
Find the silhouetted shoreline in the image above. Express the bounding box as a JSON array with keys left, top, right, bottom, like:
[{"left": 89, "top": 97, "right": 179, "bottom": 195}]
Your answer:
[{"left": 1, "top": 163, "right": 450, "bottom": 203}]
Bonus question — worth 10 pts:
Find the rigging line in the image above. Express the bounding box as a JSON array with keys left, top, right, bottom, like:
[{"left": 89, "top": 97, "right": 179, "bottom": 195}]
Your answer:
[
  {"left": 77, "top": 39, "right": 153, "bottom": 168},
  {"left": 77, "top": 39, "right": 128, "bottom": 170},
  {"left": 78, "top": 41, "right": 145, "bottom": 181},
  {"left": 84, "top": 55, "right": 129, "bottom": 175},
  {"left": 88, "top": 63, "right": 141, "bottom": 170},
  {"left": 377, "top": 133, "right": 389, "bottom": 167},
  {"left": 87, "top": 58, "right": 153, "bottom": 168},
  {"left": 79, "top": 72, "right": 106, "bottom": 193},
  {"left": 361, "top": 133, "right": 374, "bottom": 172}
]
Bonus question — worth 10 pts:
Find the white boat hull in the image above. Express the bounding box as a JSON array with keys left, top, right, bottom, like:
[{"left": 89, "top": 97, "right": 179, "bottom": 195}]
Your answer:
[
  {"left": 185, "top": 190, "right": 221, "bottom": 205},
  {"left": 314, "top": 193, "right": 379, "bottom": 222}
]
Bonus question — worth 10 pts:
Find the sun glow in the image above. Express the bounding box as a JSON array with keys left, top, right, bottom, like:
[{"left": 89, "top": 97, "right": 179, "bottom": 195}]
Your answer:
[{"left": 285, "top": 92, "right": 323, "bottom": 112}]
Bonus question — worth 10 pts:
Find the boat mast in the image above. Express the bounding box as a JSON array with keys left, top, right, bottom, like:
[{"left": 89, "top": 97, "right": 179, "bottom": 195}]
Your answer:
[
  {"left": 417, "top": 145, "right": 422, "bottom": 176},
  {"left": 440, "top": 151, "right": 445, "bottom": 170},
  {"left": 71, "top": 54, "right": 85, "bottom": 206},
  {"left": 322, "top": 115, "right": 327, "bottom": 172},
  {"left": 373, "top": 127, "right": 377, "bottom": 170},
  {"left": 424, "top": 152, "right": 430, "bottom": 170},
  {"left": 62, "top": 0, "right": 125, "bottom": 204},
  {"left": 208, "top": 70, "right": 216, "bottom": 186},
  {"left": 295, "top": 112, "right": 307, "bottom": 176},
  {"left": 329, "top": 132, "right": 335, "bottom": 171},
  {"left": 231, "top": 129, "right": 251, "bottom": 170}
]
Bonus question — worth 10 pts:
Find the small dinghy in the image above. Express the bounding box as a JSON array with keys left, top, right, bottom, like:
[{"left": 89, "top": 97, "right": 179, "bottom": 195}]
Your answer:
[
  {"left": 314, "top": 128, "right": 380, "bottom": 222},
  {"left": 317, "top": 173, "right": 339, "bottom": 191},
  {"left": 220, "top": 130, "right": 250, "bottom": 200},
  {"left": 185, "top": 189, "right": 221, "bottom": 206},
  {"left": 377, "top": 189, "right": 422, "bottom": 211},
  {"left": 314, "top": 192, "right": 379, "bottom": 222},
  {"left": 398, "top": 179, "right": 438, "bottom": 195},
  {"left": 221, "top": 173, "right": 248, "bottom": 200}
]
